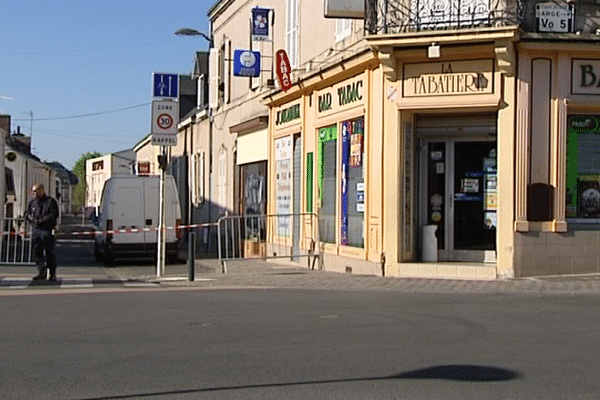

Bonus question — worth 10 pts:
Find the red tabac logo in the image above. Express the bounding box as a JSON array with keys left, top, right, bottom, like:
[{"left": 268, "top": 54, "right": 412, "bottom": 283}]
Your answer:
[{"left": 275, "top": 49, "right": 293, "bottom": 92}]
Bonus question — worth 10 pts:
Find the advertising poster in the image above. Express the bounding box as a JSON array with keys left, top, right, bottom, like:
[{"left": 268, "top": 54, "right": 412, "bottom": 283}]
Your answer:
[
  {"left": 340, "top": 121, "right": 351, "bottom": 246},
  {"left": 275, "top": 136, "right": 293, "bottom": 236}
]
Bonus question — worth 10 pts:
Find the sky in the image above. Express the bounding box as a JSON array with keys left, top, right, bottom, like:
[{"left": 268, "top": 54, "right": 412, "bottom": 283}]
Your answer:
[{"left": 0, "top": 0, "right": 213, "bottom": 170}]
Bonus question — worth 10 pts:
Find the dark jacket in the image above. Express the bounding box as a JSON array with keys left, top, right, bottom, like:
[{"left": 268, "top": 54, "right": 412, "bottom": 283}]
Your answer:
[{"left": 27, "top": 195, "right": 59, "bottom": 231}]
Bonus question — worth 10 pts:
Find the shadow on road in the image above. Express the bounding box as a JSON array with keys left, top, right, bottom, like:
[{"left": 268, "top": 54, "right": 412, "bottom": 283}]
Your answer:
[{"left": 73, "top": 365, "right": 522, "bottom": 400}]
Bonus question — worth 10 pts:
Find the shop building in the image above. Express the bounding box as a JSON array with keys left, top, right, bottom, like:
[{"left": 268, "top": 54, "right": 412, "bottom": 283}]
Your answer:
[{"left": 264, "top": 1, "right": 600, "bottom": 279}]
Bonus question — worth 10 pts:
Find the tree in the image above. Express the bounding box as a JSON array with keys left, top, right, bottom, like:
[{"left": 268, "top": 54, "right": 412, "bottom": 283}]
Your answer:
[{"left": 72, "top": 152, "right": 102, "bottom": 210}]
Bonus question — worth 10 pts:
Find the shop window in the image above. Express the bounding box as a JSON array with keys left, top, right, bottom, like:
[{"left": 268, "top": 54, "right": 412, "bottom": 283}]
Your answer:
[
  {"left": 319, "top": 126, "right": 337, "bottom": 243},
  {"left": 341, "top": 117, "right": 365, "bottom": 248},
  {"left": 566, "top": 115, "right": 600, "bottom": 222}
]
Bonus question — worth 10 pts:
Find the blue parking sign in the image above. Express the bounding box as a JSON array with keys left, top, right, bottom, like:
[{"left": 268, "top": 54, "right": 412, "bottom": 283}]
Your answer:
[{"left": 153, "top": 73, "right": 179, "bottom": 98}]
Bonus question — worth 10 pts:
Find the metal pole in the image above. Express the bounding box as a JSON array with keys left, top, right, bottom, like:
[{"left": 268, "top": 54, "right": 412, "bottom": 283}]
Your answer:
[
  {"left": 188, "top": 230, "right": 195, "bottom": 281},
  {"left": 156, "top": 147, "right": 167, "bottom": 277}
]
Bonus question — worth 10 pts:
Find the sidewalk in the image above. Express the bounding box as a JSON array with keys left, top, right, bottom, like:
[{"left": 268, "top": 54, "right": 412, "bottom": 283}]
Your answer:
[{"left": 105, "top": 254, "right": 600, "bottom": 295}]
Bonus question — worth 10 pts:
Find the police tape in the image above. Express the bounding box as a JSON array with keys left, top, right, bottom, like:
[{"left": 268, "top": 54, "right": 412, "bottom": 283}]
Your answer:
[{"left": 54, "top": 222, "right": 218, "bottom": 237}]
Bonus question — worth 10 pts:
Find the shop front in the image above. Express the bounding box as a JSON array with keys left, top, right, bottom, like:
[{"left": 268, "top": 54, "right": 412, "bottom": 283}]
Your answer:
[{"left": 379, "top": 42, "right": 514, "bottom": 279}]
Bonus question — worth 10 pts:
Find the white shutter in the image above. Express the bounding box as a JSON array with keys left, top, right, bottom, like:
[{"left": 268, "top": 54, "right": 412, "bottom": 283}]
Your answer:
[
  {"left": 224, "top": 39, "right": 231, "bottom": 104},
  {"left": 286, "top": 0, "right": 298, "bottom": 68},
  {"left": 209, "top": 48, "right": 219, "bottom": 109}
]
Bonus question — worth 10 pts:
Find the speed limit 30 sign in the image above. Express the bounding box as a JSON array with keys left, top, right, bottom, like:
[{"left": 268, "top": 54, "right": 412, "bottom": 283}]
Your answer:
[{"left": 151, "top": 100, "right": 179, "bottom": 146}]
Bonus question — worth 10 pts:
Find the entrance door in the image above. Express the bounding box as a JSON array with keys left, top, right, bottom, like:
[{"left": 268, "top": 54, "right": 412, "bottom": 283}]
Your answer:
[{"left": 421, "top": 139, "right": 497, "bottom": 262}]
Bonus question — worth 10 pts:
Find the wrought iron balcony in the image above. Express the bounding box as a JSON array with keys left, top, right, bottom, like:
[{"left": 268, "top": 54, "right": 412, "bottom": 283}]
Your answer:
[{"left": 365, "top": 0, "right": 526, "bottom": 35}]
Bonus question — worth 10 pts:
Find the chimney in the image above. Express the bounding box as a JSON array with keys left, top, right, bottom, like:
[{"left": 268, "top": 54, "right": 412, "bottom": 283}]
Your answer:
[{"left": 0, "top": 115, "right": 10, "bottom": 142}]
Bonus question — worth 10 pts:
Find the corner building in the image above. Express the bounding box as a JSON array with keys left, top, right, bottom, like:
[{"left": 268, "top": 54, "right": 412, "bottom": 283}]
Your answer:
[{"left": 264, "top": 2, "right": 600, "bottom": 279}]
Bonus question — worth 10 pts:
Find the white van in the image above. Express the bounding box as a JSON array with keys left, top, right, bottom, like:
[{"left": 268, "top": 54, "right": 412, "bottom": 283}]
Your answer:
[{"left": 93, "top": 175, "right": 182, "bottom": 264}]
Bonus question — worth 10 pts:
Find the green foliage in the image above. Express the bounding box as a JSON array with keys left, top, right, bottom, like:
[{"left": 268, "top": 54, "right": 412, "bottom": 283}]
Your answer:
[{"left": 72, "top": 152, "right": 102, "bottom": 208}]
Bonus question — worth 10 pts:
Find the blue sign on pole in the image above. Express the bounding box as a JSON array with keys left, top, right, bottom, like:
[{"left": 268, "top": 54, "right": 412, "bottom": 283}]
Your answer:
[
  {"left": 233, "top": 50, "right": 261, "bottom": 77},
  {"left": 252, "top": 8, "right": 270, "bottom": 41},
  {"left": 153, "top": 73, "right": 179, "bottom": 98}
]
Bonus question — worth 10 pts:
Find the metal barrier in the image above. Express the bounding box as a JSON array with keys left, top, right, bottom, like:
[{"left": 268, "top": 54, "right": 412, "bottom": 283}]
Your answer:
[
  {"left": 217, "top": 213, "right": 321, "bottom": 273},
  {"left": 0, "top": 218, "right": 34, "bottom": 265}
]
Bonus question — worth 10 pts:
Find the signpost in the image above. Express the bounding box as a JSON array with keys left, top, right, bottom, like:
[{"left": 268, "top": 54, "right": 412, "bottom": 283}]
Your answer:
[{"left": 151, "top": 73, "right": 180, "bottom": 278}]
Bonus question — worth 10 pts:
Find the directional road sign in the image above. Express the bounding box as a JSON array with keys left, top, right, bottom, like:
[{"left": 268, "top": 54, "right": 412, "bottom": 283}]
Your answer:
[
  {"left": 153, "top": 73, "right": 179, "bottom": 98},
  {"left": 151, "top": 100, "right": 179, "bottom": 146}
]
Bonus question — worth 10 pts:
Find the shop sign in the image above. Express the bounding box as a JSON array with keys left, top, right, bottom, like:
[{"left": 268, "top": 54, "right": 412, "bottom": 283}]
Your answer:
[
  {"left": 275, "top": 102, "right": 301, "bottom": 126},
  {"left": 317, "top": 75, "right": 364, "bottom": 115},
  {"left": 403, "top": 59, "right": 494, "bottom": 97},
  {"left": 275, "top": 49, "right": 293, "bottom": 92},
  {"left": 572, "top": 59, "right": 600, "bottom": 95}
]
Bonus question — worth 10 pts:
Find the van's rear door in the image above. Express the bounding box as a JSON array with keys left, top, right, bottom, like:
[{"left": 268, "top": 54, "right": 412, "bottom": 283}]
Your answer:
[
  {"left": 113, "top": 184, "right": 145, "bottom": 246},
  {"left": 144, "top": 177, "right": 159, "bottom": 250}
]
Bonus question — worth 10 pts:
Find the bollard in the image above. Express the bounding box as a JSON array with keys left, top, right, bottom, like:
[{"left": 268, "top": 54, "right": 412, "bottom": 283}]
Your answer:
[{"left": 187, "top": 230, "right": 195, "bottom": 281}]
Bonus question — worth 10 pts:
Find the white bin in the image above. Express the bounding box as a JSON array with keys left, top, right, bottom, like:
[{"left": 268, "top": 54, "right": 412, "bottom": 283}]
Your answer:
[{"left": 421, "top": 225, "right": 438, "bottom": 262}]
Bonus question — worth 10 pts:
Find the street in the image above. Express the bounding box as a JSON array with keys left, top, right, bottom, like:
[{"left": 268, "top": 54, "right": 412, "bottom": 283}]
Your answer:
[{"left": 2, "top": 287, "right": 600, "bottom": 399}]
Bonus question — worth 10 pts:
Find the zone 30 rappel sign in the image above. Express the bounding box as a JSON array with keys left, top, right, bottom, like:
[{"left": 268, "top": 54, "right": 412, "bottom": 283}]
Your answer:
[{"left": 151, "top": 99, "right": 179, "bottom": 146}]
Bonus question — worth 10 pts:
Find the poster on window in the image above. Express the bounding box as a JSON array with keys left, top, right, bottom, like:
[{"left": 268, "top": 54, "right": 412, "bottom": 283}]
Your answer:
[
  {"left": 340, "top": 121, "right": 351, "bottom": 245},
  {"left": 275, "top": 136, "right": 293, "bottom": 235}
]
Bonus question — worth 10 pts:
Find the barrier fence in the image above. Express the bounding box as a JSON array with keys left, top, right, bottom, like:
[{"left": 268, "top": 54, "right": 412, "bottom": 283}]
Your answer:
[
  {"left": 0, "top": 218, "right": 34, "bottom": 265},
  {"left": 217, "top": 213, "right": 321, "bottom": 273}
]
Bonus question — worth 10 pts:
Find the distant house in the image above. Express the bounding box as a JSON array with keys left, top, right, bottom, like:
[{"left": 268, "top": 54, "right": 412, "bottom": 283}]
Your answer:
[
  {"left": 46, "top": 161, "right": 78, "bottom": 214},
  {"left": 85, "top": 149, "right": 135, "bottom": 209},
  {"left": 0, "top": 115, "right": 58, "bottom": 219}
]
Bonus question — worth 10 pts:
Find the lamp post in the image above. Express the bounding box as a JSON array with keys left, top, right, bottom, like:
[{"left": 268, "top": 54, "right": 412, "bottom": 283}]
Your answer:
[
  {"left": 175, "top": 26, "right": 213, "bottom": 280},
  {"left": 174, "top": 28, "right": 213, "bottom": 47}
]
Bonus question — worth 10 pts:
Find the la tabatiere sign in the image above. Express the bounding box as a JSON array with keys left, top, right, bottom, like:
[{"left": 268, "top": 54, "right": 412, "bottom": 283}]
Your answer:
[{"left": 403, "top": 59, "right": 495, "bottom": 98}]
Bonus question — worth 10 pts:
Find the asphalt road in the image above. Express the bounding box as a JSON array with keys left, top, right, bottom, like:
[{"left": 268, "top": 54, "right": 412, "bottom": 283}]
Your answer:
[{"left": 2, "top": 288, "right": 600, "bottom": 400}]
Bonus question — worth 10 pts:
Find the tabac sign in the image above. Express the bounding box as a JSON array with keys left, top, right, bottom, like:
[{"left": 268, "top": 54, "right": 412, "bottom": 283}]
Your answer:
[
  {"left": 317, "top": 74, "right": 365, "bottom": 116},
  {"left": 403, "top": 59, "right": 494, "bottom": 98}
]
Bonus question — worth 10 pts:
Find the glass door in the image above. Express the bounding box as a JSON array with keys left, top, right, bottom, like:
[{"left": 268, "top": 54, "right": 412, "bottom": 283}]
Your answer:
[
  {"left": 422, "top": 139, "right": 496, "bottom": 262},
  {"left": 451, "top": 141, "right": 496, "bottom": 261}
]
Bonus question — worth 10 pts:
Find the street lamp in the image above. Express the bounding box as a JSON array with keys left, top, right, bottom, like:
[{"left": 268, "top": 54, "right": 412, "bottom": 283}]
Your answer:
[
  {"left": 175, "top": 26, "right": 214, "bottom": 278},
  {"left": 174, "top": 28, "right": 213, "bottom": 46}
]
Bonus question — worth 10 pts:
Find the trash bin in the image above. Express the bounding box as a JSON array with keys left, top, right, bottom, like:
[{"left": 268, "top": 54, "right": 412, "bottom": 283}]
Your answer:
[{"left": 421, "top": 225, "right": 438, "bottom": 262}]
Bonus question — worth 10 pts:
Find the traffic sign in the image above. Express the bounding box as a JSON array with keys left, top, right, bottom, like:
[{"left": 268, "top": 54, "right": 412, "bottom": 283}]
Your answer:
[
  {"left": 151, "top": 100, "right": 179, "bottom": 146},
  {"left": 153, "top": 73, "right": 179, "bottom": 98},
  {"left": 233, "top": 50, "right": 261, "bottom": 77}
]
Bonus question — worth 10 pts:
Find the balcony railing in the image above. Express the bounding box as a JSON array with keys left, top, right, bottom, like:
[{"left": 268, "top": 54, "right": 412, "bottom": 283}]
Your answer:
[{"left": 365, "top": 0, "right": 525, "bottom": 35}]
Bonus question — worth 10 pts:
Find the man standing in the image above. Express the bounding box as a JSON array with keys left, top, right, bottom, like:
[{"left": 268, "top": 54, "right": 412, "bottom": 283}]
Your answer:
[{"left": 27, "top": 184, "right": 59, "bottom": 281}]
